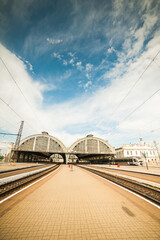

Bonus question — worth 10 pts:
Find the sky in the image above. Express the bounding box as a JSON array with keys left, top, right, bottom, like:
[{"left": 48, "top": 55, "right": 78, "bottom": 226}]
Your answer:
[{"left": 0, "top": 0, "right": 160, "bottom": 154}]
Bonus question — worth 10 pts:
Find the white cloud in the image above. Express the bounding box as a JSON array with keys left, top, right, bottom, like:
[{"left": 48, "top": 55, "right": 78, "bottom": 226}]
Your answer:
[
  {"left": 52, "top": 52, "right": 62, "bottom": 60},
  {"left": 63, "top": 60, "right": 68, "bottom": 66},
  {"left": 68, "top": 52, "right": 75, "bottom": 57},
  {"left": 107, "top": 46, "right": 116, "bottom": 54},
  {"left": 76, "top": 61, "right": 83, "bottom": 70},
  {"left": 46, "top": 38, "right": 63, "bottom": 44},
  {"left": 78, "top": 80, "right": 82, "bottom": 87},
  {"left": 84, "top": 80, "right": 92, "bottom": 89},
  {"left": 86, "top": 73, "right": 90, "bottom": 79},
  {"left": 39, "top": 83, "right": 56, "bottom": 92},
  {"left": 25, "top": 60, "right": 33, "bottom": 71},
  {"left": 52, "top": 51, "right": 84, "bottom": 71},
  {"left": 0, "top": 43, "right": 55, "bottom": 137},
  {"left": 69, "top": 58, "right": 74, "bottom": 64},
  {"left": 76, "top": 61, "right": 82, "bottom": 66},
  {"left": 86, "top": 63, "right": 93, "bottom": 71},
  {"left": 0, "top": 141, "right": 12, "bottom": 155},
  {"left": 1, "top": 29, "right": 160, "bottom": 151}
]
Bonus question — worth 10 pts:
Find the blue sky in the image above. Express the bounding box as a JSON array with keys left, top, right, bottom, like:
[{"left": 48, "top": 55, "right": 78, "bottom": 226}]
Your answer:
[{"left": 0, "top": 0, "right": 160, "bottom": 152}]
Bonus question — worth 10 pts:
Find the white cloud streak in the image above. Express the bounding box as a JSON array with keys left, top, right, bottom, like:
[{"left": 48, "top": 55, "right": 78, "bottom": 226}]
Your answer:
[
  {"left": 1, "top": 31, "right": 160, "bottom": 149},
  {"left": 107, "top": 46, "right": 116, "bottom": 54},
  {"left": 1, "top": 0, "right": 160, "bottom": 149},
  {"left": 86, "top": 63, "right": 93, "bottom": 71},
  {"left": 52, "top": 52, "right": 62, "bottom": 60},
  {"left": 46, "top": 38, "right": 63, "bottom": 44}
]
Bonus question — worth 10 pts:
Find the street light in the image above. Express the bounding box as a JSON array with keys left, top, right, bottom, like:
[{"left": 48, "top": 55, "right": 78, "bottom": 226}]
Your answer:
[{"left": 143, "top": 152, "right": 148, "bottom": 170}]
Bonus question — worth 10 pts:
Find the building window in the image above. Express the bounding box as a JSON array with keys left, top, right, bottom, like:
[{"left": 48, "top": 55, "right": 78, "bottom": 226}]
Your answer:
[
  {"left": 135, "top": 151, "right": 137, "bottom": 155},
  {"left": 127, "top": 151, "right": 129, "bottom": 155},
  {"left": 130, "top": 151, "right": 132, "bottom": 155},
  {"left": 150, "top": 151, "right": 152, "bottom": 155}
]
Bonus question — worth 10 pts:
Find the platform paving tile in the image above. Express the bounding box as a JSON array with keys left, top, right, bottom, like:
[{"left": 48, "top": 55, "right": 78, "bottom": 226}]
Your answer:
[{"left": 0, "top": 165, "right": 160, "bottom": 239}]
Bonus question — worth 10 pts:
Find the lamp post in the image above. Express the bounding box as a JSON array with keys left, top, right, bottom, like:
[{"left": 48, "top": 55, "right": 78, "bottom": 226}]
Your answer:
[
  {"left": 153, "top": 140, "right": 160, "bottom": 165},
  {"left": 143, "top": 152, "right": 148, "bottom": 170}
]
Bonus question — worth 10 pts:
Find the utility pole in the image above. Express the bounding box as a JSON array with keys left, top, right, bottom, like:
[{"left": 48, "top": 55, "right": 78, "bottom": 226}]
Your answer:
[
  {"left": 14, "top": 121, "right": 24, "bottom": 150},
  {"left": 153, "top": 140, "right": 160, "bottom": 165},
  {"left": 11, "top": 121, "right": 24, "bottom": 164}
]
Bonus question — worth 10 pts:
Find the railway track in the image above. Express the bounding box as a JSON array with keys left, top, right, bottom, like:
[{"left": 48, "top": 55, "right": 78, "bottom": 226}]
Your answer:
[
  {"left": 0, "top": 164, "right": 60, "bottom": 197},
  {"left": 90, "top": 165, "right": 160, "bottom": 177},
  {"left": 88, "top": 166, "right": 160, "bottom": 184},
  {"left": 0, "top": 164, "right": 51, "bottom": 179},
  {"left": 0, "top": 164, "right": 45, "bottom": 174},
  {"left": 79, "top": 165, "right": 160, "bottom": 205}
]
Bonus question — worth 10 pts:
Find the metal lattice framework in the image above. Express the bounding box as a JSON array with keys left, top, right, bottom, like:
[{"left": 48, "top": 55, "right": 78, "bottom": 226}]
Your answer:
[
  {"left": 68, "top": 135, "right": 115, "bottom": 155},
  {"left": 16, "top": 133, "right": 115, "bottom": 163},
  {"left": 14, "top": 121, "right": 24, "bottom": 150},
  {"left": 19, "top": 132, "right": 67, "bottom": 153},
  {"left": 19, "top": 133, "right": 115, "bottom": 155}
]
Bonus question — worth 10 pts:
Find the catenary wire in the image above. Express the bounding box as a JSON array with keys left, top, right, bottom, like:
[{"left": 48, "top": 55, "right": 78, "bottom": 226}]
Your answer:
[
  {"left": 0, "top": 123, "right": 19, "bottom": 133},
  {"left": 0, "top": 116, "right": 20, "bottom": 130},
  {"left": 111, "top": 49, "right": 160, "bottom": 116},
  {"left": 106, "top": 88, "right": 160, "bottom": 140},
  {"left": 0, "top": 57, "right": 45, "bottom": 130},
  {"left": 120, "top": 88, "right": 160, "bottom": 122},
  {"left": 0, "top": 97, "right": 39, "bottom": 132}
]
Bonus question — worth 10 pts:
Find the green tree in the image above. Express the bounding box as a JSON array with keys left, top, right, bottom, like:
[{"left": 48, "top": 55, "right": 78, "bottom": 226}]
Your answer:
[{"left": 0, "top": 155, "right": 4, "bottom": 161}]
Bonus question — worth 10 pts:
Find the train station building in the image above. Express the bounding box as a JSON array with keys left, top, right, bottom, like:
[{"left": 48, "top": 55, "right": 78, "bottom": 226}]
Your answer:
[
  {"left": 11, "top": 132, "right": 115, "bottom": 164},
  {"left": 115, "top": 138, "right": 159, "bottom": 165}
]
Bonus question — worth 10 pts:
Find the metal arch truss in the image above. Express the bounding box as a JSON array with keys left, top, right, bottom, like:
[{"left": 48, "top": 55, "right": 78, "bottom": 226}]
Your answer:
[{"left": 13, "top": 133, "right": 115, "bottom": 164}]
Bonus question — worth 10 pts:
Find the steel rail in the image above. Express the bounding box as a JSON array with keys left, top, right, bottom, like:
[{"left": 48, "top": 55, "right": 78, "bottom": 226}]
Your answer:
[
  {"left": 0, "top": 164, "right": 60, "bottom": 196},
  {"left": 0, "top": 164, "right": 45, "bottom": 174},
  {"left": 79, "top": 165, "right": 160, "bottom": 205},
  {"left": 90, "top": 165, "right": 160, "bottom": 177}
]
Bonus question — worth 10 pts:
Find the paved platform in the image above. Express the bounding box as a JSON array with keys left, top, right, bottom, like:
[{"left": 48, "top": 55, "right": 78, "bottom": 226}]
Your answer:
[
  {"left": 83, "top": 165, "right": 160, "bottom": 188},
  {"left": 90, "top": 164, "right": 160, "bottom": 175},
  {"left": 0, "top": 165, "right": 160, "bottom": 239},
  {"left": 0, "top": 162, "right": 41, "bottom": 171}
]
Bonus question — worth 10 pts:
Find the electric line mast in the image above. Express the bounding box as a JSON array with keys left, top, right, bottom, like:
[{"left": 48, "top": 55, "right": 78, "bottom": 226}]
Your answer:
[
  {"left": 14, "top": 120, "right": 24, "bottom": 150},
  {"left": 10, "top": 121, "right": 24, "bottom": 164}
]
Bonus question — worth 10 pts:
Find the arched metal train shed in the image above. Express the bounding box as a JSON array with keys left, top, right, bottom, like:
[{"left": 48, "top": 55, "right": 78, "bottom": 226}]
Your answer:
[
  {"left": 15, "top": 131, "right": 67, "bottom": 163},
  {"left": 14, "top": 132, "right": 115, "bottom": 164}
]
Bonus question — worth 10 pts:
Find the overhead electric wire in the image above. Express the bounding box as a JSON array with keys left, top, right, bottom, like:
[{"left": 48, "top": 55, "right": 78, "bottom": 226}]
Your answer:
[
  {"left": 0, "top": 97, "right": 38, "bottom": 132},
  {"left": 0, "top": 141, "right": 13, "bottom": 144},
  {"left": 120, "top": 88, "right": 160, "bottom": 122},
  {"left": 0, "top": 116, "right": 20, "bottom": 130},
  {"left": 144, "top": 116, "right": 160, "bottom": 130},
  {"left": 111, "top": 49, "right": 160, "bottom": 116},
  {"left": 0, "top": 133, "right": 17, "bottom": 136},
  {"left": 136, "top": 127, "right": 160, "bottom": 139},
  {"left": 0, "top": 123, "right": 19, "bottom": 132},
  {"left": 0, "top": 57, "right": 45, "bottom": 130},
  {"left": 153, "top": 58, "right": 160, "bottom": 68},
  {"left": 150, "top": 127, "right": 160, "bottom": 133},
  {"left": 106, "top": 88, "right": 160, "bottom": 139},
  {"left": 0, "top": 57, "right": 27, "bottom": 100},
  {"left": 105, "top": 50, "right": 160, "bottom": 138},
  {"left": 0, "top": 97, "right": 22, "bottom": 119}
]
